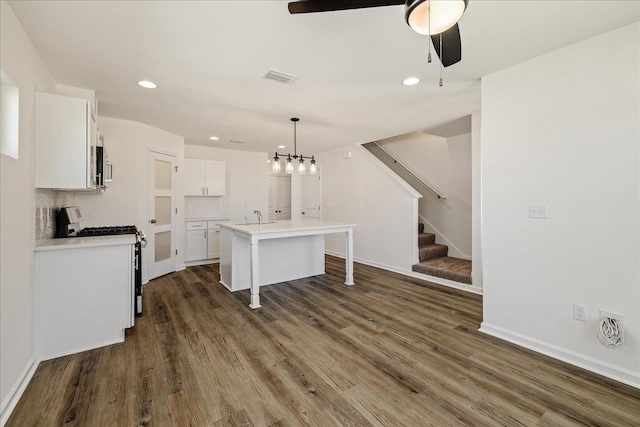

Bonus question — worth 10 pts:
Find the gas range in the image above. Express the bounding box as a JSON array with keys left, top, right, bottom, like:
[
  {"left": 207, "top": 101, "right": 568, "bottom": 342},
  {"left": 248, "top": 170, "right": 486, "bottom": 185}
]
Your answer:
[{"left": 76, "top": 225, "right": 138, "bottom": 237}]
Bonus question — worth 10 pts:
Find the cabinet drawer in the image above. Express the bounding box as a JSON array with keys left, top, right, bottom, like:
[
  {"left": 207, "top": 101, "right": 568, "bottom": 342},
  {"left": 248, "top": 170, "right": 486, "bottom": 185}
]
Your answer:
[
  {"left": 207, "top": 221, "right": 224, "bottom": 229},
  {"left": 186, "top": 221, "right": 207, "bottom": 230}
]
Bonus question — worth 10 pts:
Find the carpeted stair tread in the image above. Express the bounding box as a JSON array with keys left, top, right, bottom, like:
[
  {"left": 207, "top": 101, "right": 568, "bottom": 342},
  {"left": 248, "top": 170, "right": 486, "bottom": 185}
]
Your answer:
[
  {"left": 412, "top": 257, "right": 472, "bottom": 285},
  {"left": 418, "top": 243, "right": 448, "bottom": 261},
  {"left": 418, "top": 233, "right": 436, "bottom": 246},
  {"left": 418, "top": 223, "right": 425, "bottom": 234}
]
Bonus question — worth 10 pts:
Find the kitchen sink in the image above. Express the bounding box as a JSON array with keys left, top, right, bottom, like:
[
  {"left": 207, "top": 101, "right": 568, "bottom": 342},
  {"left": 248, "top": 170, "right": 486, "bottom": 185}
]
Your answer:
[{"left": 234, "top": 221, "right": 277, "bottom": 226}]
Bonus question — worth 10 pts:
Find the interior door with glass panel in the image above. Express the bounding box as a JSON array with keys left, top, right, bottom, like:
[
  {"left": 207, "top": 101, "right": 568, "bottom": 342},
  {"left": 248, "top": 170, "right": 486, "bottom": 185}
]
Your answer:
[{"left": 147, "top": 151, "right": 176, "bottom": 280}]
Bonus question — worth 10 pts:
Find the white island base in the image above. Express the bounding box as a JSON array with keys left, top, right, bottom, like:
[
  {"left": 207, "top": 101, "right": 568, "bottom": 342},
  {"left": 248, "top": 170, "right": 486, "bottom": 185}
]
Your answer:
[{"left": 219, "top": 220, "right": 356, "bottom": 308}]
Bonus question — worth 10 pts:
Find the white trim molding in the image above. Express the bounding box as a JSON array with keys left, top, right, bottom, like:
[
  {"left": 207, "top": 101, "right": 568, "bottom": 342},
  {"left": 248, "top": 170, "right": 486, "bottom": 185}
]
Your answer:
[
  {"left": 479, "top": 322, "right": 640, "bottom": 389},
  {"left": 1, "top": 355, "right": 39, "bottom": 427},
  {"left": 326, "top": 250, "right": 482, "bottom": 295}
]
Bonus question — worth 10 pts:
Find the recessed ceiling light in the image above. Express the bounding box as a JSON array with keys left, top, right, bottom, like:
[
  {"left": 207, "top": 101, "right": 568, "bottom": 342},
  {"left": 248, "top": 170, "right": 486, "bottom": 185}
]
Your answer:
[
  {"left": 402, "top": 77, "right": 420, "bottom": 86},
  {"left": 138, "top": 80, "right": 157, "bottom": 89},
  {"left": 278, "top": 145, "right": 286, "bottom": 149},
  {"left": 209, "top": 136, "right": 219, "bottom": 141}
]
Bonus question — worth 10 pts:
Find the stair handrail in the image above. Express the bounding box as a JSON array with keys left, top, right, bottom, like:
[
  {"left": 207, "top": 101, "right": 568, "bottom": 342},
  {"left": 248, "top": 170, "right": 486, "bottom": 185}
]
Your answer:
[{"left": 371, "top": 142, "right": 448, "bottom": 200}]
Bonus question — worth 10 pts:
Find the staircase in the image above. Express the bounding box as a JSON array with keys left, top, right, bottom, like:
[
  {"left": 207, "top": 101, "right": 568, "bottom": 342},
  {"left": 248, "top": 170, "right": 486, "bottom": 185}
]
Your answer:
[{"left": 412, "top": 223, "right": 472, "bottom": 284}]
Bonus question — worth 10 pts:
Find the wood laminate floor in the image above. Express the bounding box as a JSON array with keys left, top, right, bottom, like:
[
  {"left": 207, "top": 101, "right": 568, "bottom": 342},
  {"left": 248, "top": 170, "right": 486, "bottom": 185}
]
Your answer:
[{"left": 8, "top": 256, "right": 640, "bottom": 426}]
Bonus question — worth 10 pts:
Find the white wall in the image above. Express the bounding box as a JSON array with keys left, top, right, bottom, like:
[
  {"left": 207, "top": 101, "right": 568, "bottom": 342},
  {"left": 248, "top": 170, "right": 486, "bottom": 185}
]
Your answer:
[
  {"left": 74, "top": 117, "right": 185, "bottom": 279},
  {"left": 0, "top": 0, "right": 55, "bottom": 421},
  {"left": 471, "top": 112, "right": 482, "bottom": 288},
  {"left": 319, "top": 144, "right": 420, "bottom": 272},
  {"left": 480, "top": 22, "right": 639, "bottom": 387},
  {"left": 184, "top": 145, "right": 268, "bottom": 223},
  {"left": 378, "top": 132, "right": 472, "bottom": 257}
]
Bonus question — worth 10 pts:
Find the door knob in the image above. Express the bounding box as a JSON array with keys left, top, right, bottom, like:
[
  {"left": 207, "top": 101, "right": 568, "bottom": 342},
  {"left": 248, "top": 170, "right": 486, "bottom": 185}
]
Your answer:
[{"left": 150, "top": 219, "right": 157, "bottom": 224}]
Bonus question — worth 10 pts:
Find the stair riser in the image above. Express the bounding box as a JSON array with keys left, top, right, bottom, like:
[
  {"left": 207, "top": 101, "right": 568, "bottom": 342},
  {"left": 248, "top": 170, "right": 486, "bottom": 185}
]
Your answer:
[
  {"left": 419, "top": 245, "right": 448, "bottom": 261},
  {"left": 418, "top": 234, "right": 435, "bottom": 245}
]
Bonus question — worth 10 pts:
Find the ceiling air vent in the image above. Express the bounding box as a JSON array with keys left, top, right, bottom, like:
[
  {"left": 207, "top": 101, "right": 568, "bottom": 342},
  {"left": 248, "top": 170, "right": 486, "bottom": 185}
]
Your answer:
[
  {"left": 263, "top": 69, "right": 298, "bottom": 84},
  {"left": 229, "top": 140, "right": 245, "bottom": 144}
]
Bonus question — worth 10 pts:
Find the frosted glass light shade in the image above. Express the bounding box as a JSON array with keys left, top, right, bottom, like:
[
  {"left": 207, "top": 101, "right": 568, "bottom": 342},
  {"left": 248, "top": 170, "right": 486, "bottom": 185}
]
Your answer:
[
  {"left": 298, "top": 159, "right": 305, "bottom": 174},
  {"left": 285, "top": 158, "right": 293, "bottom": 174},
  {"left": 406, "top": 0, "right": 466, "bottom": 36},
  {"left": 272, "top": 158, "right": 281, "bottom": 173}
]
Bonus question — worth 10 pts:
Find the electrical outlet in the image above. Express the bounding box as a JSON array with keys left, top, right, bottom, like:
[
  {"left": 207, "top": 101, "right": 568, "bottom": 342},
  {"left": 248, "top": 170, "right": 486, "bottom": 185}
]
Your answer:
[
  {"left": 529, "top": 204, "right": 548, "bottom": 218},
  {"left": 573, "top": 304, "right": 587, "bottom": 321}
]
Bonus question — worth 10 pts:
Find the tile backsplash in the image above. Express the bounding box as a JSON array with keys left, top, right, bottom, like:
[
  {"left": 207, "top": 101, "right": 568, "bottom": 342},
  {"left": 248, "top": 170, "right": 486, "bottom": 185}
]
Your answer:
[
  {"left": 36, "top": 189, "right": 76, "bottom": 241},
  {"left": 185, "top": 196, "right": 223, "bottom": 218}
]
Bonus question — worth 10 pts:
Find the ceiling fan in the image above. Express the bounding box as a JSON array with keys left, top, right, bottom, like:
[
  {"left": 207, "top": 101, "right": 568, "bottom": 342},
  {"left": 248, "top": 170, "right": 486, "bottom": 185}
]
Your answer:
[{"left": 288, "top": 0, "right": 468, "bottom": 68}]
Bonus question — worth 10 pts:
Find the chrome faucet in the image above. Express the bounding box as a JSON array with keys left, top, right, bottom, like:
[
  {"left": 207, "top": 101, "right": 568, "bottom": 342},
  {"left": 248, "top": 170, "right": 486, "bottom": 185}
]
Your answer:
[{"left": 253, "top": 210, "right": 262, "bottom": 225}]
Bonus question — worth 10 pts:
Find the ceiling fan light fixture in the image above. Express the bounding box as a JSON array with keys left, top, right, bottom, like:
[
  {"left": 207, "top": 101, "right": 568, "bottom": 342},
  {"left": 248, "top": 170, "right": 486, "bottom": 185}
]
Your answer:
[{"left": 405, "top": 0, "right": 467, "bottom": 36}]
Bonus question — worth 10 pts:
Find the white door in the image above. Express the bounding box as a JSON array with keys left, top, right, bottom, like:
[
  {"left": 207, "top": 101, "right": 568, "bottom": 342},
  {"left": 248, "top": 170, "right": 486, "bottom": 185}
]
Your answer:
[
  {"left": 268, "top": 176, "right": 279, "bottom": 221},
  {"left": 303, "top": 174, "right": 321, "bottom": 219},
  {"left": 280, "top": 177, "right": 292, "bottom": 219},
  {"left": 268, "top": 176, "right": 292, "bottom": 220},
  {"left": 147, "top": 151, "right": 177, "bottom": 279}
]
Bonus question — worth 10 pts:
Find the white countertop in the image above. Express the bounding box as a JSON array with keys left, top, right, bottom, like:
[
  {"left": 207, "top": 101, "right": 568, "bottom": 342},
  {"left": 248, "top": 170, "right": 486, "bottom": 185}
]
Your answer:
[
  {"left": 35, "top": 235, "right": 137, "bottom": 251},
  {"left": 220, "top": 219, "right": 356, "bottom": 235},
  {"left": 185, "top": 217, "right": 230, "bottom": 222}
]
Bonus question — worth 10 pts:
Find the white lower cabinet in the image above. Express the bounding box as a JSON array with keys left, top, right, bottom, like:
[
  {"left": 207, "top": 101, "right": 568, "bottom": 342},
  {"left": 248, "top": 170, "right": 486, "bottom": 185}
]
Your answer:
[
  {"left": 36, "top": 242, "right": 134, "bottom": 361},
  {"left": 186, "top": 220, "right": 224, "bottom": 262},
  {"left": 186, "top": 229, "right": 207, "bottom": 261},
  {"left": 207, "top": 229, "right": 221, "bottom": 259}
]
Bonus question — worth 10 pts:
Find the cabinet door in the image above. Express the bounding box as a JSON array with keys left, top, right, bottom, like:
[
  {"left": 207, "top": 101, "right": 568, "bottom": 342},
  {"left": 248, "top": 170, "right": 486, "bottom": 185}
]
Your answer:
[
  {"left": 185, "top": 159, "right": 205, "bottom": 196},
  {"left": 87, "top": 110, "right": 97, "bottom": 189},
  {"left": 186, "top": 229, "right": 207, "bottom": 261},
  {"left": 36, "top": 92, "right": 89, "bottom": 189},
  {"left": 207, "top": 229, "right": 221, "bottom": 259},
  {"left": 204, "top": 160, "right": 225, "bottom": 196}
]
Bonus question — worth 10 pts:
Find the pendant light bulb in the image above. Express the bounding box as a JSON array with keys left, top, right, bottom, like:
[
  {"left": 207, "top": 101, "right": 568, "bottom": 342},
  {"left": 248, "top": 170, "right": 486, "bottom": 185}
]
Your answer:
[
  {"left": 285, "top": 156, "right": 293, "bottom": 174},
  {"left": 298, "top": 158, "right": 305, "bottom": 174},
  {"left": 309, "top": 157, "right": 317, "bottom": 175},
  {"left": 272, "top": 155, "right": 281, "bottom": 173}
]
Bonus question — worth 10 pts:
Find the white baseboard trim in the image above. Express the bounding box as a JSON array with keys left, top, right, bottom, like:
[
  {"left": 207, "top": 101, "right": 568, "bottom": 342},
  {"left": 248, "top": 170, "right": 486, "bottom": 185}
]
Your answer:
[
  {"left": 325, "top": 250, "right": 482, "bottom": 295},
  {"left": 1, "top": 354, "right": 40, "bottom": 427},
  {"left": 185, "top": 259, "right": 219, "bottom": 268},
  {"left": 479, "top": 322, "right": 640, "bottom": 389},
  {"left": 177, "top": 263, "right": 186, "bottom": 271}
]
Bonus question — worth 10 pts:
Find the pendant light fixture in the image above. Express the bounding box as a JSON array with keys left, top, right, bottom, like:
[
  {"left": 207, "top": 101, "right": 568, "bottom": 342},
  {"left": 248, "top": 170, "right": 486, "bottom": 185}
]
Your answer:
[{"left": 272, "top": 118, "right": 317, "bottom": 175}]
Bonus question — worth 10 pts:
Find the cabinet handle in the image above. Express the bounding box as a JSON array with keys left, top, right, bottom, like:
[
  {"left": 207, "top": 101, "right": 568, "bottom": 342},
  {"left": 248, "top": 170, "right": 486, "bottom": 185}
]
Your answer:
[
  {"left": 204, "top": 230, "right": 207, "bottom": 239},
  {"left": 206, "top": 187, "right": 209, "bottom": 195}
]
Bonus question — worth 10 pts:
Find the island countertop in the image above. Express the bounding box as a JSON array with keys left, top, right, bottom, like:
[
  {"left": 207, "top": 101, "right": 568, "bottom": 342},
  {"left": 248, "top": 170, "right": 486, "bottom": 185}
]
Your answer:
[{"left": 219, "top": 219, "right": 356, "bottom": 236}]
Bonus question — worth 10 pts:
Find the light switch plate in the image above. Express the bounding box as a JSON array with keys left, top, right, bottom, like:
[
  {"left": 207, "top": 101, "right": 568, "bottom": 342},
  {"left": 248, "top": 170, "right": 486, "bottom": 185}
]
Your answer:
[{"left": 529, "top": 204, "right": 548, "bottom": 218}]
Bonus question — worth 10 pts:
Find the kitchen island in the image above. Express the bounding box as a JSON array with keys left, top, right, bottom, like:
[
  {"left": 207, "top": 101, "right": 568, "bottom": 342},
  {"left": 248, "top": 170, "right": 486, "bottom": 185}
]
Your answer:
[{"left": 219, "top": 220, "right": 356, "bottom": 309}]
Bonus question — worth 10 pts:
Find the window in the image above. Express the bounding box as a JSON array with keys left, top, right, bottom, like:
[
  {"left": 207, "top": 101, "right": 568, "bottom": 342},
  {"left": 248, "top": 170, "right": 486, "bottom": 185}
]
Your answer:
[{"left": 1, "top": 70, "right": 19, "bottom": 159}]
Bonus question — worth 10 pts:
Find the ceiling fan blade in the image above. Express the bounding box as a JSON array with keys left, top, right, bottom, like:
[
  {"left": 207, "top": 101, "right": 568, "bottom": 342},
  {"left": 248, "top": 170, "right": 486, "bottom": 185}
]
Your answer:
[
  {"left": 430, "top": 24, "right": 462, "bottom": 67},
  {"left": 288, "top": 0, "right": 404, "bottom": 14}
]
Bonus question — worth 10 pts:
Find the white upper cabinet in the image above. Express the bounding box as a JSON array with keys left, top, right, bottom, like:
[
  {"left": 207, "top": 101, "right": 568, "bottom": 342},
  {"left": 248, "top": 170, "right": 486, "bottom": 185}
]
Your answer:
[
  {"left": 36, "top": 92, "right": 97, "bottom": 190},
  {"left": 184, "top": 158, "right": 205, "bottom": 196},
  {"left": 184, "top": 158, "right": 225, "bottom": 196}
]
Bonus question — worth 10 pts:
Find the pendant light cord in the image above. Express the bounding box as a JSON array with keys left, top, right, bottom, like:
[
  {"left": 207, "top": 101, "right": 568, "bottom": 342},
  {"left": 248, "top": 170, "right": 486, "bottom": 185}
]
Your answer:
[
  {"left": 427, "top": 0, "right": 432, "bottom": 63},
  {"left": 439, "top": 33, "right": 443, "bottom": 87}
]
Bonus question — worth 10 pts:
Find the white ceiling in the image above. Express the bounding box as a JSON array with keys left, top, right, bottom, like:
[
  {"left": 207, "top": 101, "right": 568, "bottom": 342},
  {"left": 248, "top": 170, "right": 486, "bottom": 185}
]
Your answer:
[{"left": 9, "top": 1, "right": 640, "bottom": 154}]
